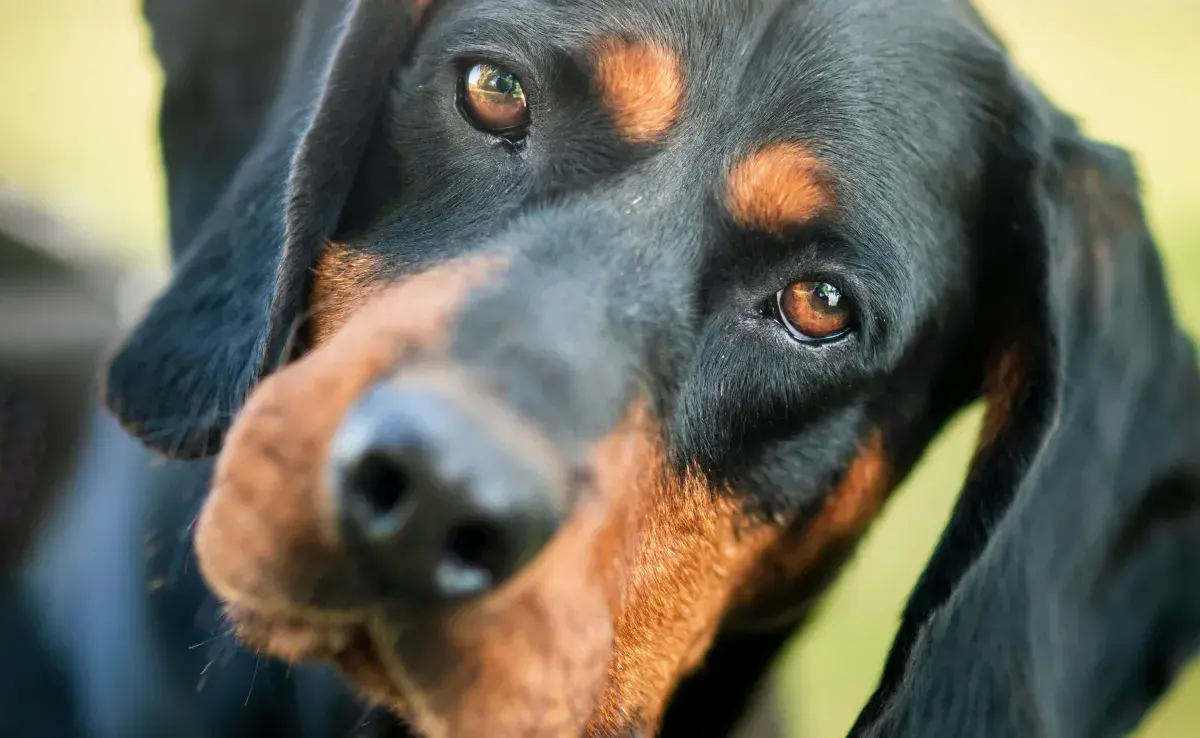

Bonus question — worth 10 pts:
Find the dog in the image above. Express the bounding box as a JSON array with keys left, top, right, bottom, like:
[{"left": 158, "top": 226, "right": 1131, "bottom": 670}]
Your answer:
[{"left": 106, "top": 0, "right": 1200, "bottom": 735}]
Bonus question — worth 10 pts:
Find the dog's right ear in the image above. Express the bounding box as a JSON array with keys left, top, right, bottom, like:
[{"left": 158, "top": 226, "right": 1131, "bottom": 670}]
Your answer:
[
  {"left": 849, "top": 37, "right": 1200, "bottom": 737},
  {"left": 106, "top": 0, "right": 426, "bottom": 458}
]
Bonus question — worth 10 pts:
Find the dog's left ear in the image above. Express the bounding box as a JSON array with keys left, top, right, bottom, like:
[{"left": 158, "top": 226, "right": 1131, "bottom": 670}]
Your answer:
[
  {"left": 852, "top": 57, "right": 1200, "bottom": 735},
  {"left": 106, "top": 0, "right": 422, "bottom": 458}
]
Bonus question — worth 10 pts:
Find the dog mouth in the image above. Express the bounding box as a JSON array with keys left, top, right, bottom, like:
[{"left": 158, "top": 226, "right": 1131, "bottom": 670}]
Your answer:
[
  {"left": 225, "top": 603, "right": 415, "bottom": 715},
  {"left": 219, "top": 535, "right": 622, "bottom": 737}
]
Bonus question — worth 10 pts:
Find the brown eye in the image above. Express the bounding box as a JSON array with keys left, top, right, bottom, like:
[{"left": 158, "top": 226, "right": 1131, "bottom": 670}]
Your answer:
[
  {"left": 460, "top": 63, "right": 529, "bottom": 136},
  {"left": 776, "top": 281, "right": 853, "bottom": 342}
]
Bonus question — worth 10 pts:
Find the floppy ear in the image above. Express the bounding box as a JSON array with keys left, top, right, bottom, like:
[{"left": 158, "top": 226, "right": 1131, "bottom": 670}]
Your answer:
[
  {"left": 106, "top": 0, "right": 422, "bottom": 458},
  {"left": 143, "top": 0, "right": 302, "bottom": 253},
  {"left": 851, "top": 68, "right": 1200, "bottom": 735}
]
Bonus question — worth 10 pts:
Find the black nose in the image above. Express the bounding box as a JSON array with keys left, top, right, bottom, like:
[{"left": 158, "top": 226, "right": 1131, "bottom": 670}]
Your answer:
[{"left": 327, "top": 382, "right": 563, "bottom": 609}]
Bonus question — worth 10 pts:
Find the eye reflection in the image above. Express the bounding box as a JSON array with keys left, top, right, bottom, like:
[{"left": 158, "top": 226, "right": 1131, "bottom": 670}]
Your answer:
[{"left": 460, "top": 63, "right": 529, "bottom": 137}]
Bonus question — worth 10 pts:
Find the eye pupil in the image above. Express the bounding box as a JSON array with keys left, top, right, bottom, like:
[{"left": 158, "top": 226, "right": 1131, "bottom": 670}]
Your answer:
[
  {"left": 776, "top": 281, "right": 853, "bottom": 342},
  {"left": 494, "top": 73, "right": 517, "bottom": 95}
]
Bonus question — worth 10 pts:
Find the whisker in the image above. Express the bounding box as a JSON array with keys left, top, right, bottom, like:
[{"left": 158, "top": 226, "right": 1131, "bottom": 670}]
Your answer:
[
  {"left": 188, "top": 633, "right": 224, "bottom": 650},
  {"left": 244, "top": 655, "right": 261, "bottom": 707},
  {"left": 346, "top": 705, "right": 377, "bottom": 736}
]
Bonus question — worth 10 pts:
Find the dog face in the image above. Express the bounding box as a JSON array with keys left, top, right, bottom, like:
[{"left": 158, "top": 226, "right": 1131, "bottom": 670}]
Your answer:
[{"left": 107, "top": 0, "right": 1166, "bottom": 735}]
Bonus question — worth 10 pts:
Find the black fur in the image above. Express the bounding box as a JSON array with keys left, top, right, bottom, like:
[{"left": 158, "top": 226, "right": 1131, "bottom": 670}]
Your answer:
[{"left": 101, "top": 0, "right": 1200, "bottom": 735}]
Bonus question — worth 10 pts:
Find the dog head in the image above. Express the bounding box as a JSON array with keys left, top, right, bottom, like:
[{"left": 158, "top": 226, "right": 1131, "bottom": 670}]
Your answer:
[{"left": 106, "top": 0, "right": 1168, "bottom": 734}]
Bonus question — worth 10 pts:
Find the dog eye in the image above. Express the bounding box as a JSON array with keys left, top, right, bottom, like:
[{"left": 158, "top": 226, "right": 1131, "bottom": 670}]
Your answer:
[
  {"left": 775, "top": 281, "right": 854, "bottom": 342},
  {"left": 460, "top": 63, "right": 529, "bottom": 137}
]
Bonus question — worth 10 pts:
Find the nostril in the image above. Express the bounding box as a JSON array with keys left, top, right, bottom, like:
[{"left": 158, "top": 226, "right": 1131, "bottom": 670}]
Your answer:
[
  {"left": 435, "top": 520, "right": 511, "bottom": 598},
  {"left": 346, "top": 450, "right": 412, "bottom": 522},
  {"left": 447, "top": 520, "right": 508, "bottom": 576}
]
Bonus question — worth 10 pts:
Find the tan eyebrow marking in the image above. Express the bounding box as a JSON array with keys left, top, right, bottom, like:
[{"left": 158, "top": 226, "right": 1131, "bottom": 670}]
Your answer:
[
  {"left": 725, "top": 142, "right": 836, "bottom": 235},
  {"left": 591, "top": 38, "right": 685, "bottom": 143}
]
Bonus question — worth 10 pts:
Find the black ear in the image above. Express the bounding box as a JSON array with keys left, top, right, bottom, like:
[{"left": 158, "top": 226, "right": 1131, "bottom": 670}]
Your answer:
[
  {"left": 142, "top": 0, "right": 303, "bottom": 254},
  {"left": 106, "top": 0, "right": 421, "bottom": 458},
  {"left": 851, "top": 66, "right": 1200, "bottom": 735}
]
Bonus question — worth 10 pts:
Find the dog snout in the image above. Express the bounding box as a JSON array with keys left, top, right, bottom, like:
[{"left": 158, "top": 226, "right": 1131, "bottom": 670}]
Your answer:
[{"left": 327, "top": 376, "right": 568, "bottom": 610}]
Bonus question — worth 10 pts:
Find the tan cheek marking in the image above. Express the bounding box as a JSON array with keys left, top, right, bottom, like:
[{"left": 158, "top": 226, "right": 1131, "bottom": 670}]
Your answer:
[
  {"left": 733, "top": 430, "right": 893, "bottom": 614},
  {"left": 195, "top": 256, "right": 504, "bottom": 617},
  {"left": 725, "top": 142, "right": 835, "bottom": 235},
  {"left": 592, "top": 38, "right": 684, "bottom": 143},
  {"left": 585, "top": 407, "right": 786, "bottom": 735},
  {"left": 308, "top": 241, "right": 387, "bottom": 346},
  {"left": 790, "top": 429, "right": 891, "bottom": 563}
]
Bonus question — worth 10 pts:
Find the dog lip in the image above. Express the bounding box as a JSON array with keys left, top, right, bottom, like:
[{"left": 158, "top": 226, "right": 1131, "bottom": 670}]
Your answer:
[{"left": 224, "top": 602, "right": 368, "bottom": 662}]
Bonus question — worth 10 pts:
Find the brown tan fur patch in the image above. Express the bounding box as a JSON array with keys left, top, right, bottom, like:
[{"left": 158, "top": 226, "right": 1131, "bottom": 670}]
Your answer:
[
  {"left": 737, "top": 430, "right": 892, "bottom": 611},
  {"left": 308, "top": 241, "right": 387, "bottom": 346},
  {"left": 591, "top": 38, "right": 685, "bottom": 143},
  {"left": 725, "top": 142, "right": 835, "bottom": 235},
  {"left": 584, "top": 407, "right": 787, "bottom": 735},
  {"left": 798, "top": 429, "right": 892, "bottom": 559}
]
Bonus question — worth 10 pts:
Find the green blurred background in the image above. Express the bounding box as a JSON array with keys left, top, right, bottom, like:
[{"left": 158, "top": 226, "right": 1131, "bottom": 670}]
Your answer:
[{"left": 1, "top": 1, "right": 1196, "bottom": 735}]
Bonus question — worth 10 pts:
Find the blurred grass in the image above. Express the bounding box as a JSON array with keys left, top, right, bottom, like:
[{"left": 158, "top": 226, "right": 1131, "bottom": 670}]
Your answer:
[
  {"left": 0, "top": 1, "right": 1196, "bottom": 736},
  {"left": 0, "top": 0, "right": 165, "bottom": 265}
]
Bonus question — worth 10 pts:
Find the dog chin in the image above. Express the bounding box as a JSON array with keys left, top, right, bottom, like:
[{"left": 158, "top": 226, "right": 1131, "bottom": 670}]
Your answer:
[
  {"left": 223, "top": 604, "right": 415, "bottom": 720},
  {"left": 223, "top": 599, "right": 623, "bottom": 738}
]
